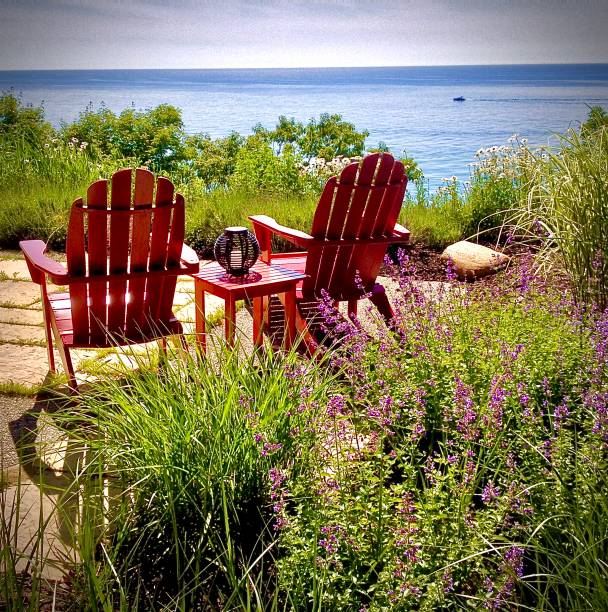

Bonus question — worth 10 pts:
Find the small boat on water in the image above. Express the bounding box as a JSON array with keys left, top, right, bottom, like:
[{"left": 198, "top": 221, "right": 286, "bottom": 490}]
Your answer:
[{"left": 453, "top": 96, "right": 465, "bottom": 102}]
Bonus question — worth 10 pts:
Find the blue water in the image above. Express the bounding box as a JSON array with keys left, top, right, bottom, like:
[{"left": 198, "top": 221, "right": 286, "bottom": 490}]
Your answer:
[{"left": 2, "top": 64, "right": 608, "bottom": 189}]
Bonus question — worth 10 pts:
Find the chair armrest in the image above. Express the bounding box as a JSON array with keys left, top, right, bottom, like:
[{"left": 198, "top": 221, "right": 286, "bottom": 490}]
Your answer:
[
  {"left": 393, "top": 223, "right": 411, "bottom": 240},
  {"left": 180, "top": 244, "right": 199, "bottom": 272},
  {"left": 248, "top": 215, "right": 314, "bottom": 249},
  {"left": 19, "top": 240, "right": 69, "bottom": 285}
]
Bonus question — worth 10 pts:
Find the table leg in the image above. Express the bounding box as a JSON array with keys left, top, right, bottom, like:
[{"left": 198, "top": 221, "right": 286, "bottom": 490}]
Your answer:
[
  {"left": 253, "top": 296, "right": 264, "bottom": 348},
  {"left": 283, "top": 289, "right": 296, "bottom": 350},
  {"left": 225, "top": 296, "right": 236, "bottom": 347},
  {"left": 194, "top": 281, "right": 206, "bottom": 353}
]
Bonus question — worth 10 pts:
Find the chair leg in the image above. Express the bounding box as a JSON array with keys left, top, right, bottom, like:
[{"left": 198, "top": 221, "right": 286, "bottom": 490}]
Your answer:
[
  {"left": 40, "top": 286, "right": 56, "bottom": 373},
  {"left": 57, "top": 341, "right": 78, "bottom": 392},
  {"left": 369, "top": 289, "right": 394, "bottom": 323},
  {"left": 347, "top": 299, "right": 358, "bottom": 321},
  {"left": 49, "top": 308, "right": 77, "bottom": 391}
]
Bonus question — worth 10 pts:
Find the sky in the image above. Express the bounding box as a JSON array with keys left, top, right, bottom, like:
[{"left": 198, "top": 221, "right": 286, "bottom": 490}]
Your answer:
[{"left": 0, "top": 0, "right": 607, "bottom": 70}]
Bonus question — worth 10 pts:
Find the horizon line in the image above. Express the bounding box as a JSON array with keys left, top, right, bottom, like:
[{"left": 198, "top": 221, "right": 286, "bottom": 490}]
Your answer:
[{"left": 2, "top": 61, "right": 608, "bottom": 72}]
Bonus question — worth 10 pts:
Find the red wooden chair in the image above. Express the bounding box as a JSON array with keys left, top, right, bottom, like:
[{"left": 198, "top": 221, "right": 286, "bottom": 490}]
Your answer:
[
  {"left": 249, "top": 152, "right": 409, "bottom": 351},
  {"left": 20, "top": 168, "right": 199, "bottom": 389}
]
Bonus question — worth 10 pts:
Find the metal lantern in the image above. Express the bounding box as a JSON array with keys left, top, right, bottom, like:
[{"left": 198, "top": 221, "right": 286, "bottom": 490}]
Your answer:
[{"left": 214, "top": 226, "right": 260, "bottom": 277}]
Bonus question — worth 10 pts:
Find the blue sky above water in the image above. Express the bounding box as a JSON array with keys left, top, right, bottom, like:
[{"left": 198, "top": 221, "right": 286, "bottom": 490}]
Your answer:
[{"left": 1, "top": 1, "right": 607, "bottom": 70}]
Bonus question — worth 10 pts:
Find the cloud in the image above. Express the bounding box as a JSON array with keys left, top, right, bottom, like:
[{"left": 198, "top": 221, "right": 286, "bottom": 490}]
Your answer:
[{"left": 0, "top": 0, "right": 607, "bottom": 68}]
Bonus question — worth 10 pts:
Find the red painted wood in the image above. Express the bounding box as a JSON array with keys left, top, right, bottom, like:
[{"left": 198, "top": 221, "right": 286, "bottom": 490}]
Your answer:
[
  {"left": 310, "top": 177, "right": 338, "bottom": 238},
  {"left": 108, "top": 169, "right": 132, "bottom": 332},
  {"left": 86, "top": 179, "right": 109, "bottom": 341},
  {"left": 159, "top": 193, "right": 185, "bottom": 320},
  {"left": 249, "top": 154, "right": 407, "bottom": 348},
  {"left": 192, "top": 261, "right": 305, "bottom": 354},
  {"left": 359, "top": 161, "right": 408, "bottom": 283},
  {"left": 325, "top": 157, "right": 381, "bottom": 295},
  {"left": 127, "top": 168, "right": 155, "bottom": 335},
  {"left": 20, "top": 170, "right": 197, "bottom": 389},
  {"left": 66, "top": 198, "right": 89, "bottom": 342},
  {"left": 313, "top": 163, "right": 358, "bottom": 294},
  {"left": 147, "top": 177, "right": 174, "bottom": 321}
]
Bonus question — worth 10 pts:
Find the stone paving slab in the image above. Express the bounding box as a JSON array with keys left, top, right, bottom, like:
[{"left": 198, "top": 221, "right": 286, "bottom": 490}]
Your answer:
[
  {"left": 0, "top": 280, "right": 41, "bottom": 306},
  {"left": 0, "top": 306, "right": 43, "bottom": 325},
  {"left": 175, "top": 294, "right": 224, "bottom": 323},
  {"left": 0, "top": 321, "right": 47, "bottom": 343},
  {"left": 0, "top": 258, "right": 33, "bottom": 280},
  {"left": 2, "top": 475, "right": 79, "bottom": 579},
  {"left": 0, "top": 344, "right": 51, "bottom": 385},
  {"left": 0, "top": 395, "right": 35, "bottom": 468}
]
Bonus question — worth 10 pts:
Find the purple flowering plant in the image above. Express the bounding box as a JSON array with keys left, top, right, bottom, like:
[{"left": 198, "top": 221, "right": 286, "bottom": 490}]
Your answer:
[{"left": 273, "top": 253, "right": 608, "bottom": 610}]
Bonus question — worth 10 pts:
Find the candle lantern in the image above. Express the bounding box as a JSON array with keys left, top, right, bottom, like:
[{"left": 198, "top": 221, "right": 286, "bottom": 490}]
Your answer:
[{"left": 214, "top": 226, "right": 260, "bottom": 277}]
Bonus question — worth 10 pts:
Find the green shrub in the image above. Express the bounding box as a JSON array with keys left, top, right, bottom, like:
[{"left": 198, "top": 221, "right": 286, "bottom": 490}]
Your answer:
[
  {"left": 229, "top": 136, "right": 319, "bottom": 195},
  {"left": 401, "top": 177, "right": 467, "bottom": 249},
  {"left": 0, "top": 92, "right": 53, "bottom": 146},
  {"left": 273, "top": 262, "right": 608, "bottom": 610},
  {"left": 57, "top": 346, "right": 334, "bottom": 608},
  {"left": 62, "top": 103, "right": 186, "bottom": 173},
  {"left": 254, "top": 113, "right": 368, "bottom": 161}
]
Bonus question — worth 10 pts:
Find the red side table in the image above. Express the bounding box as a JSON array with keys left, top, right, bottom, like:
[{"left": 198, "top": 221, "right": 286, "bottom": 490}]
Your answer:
[{"left": 191, "top": 260, "right": 306, "bottom": 352}]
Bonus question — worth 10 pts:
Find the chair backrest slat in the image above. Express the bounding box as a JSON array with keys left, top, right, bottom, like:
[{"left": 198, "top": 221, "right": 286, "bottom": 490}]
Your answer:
[
  {"left": 303, "top": 153, "right": 407, "bottom": 300},
  {"left": 146, "top": 177, "right": 174, "bottom": 321},
  {"left": 159, "top": 193, "right": 185, "bottom": 320},
  {"left": 107, "top": 169, "right": 132, "bottom": 332},
  {"left": 312, "top": 164, "right": 358, "bottom": 295},
  {"left": 66, "top": 198, "right": 89, "bottom": 342},
  {"left": 126, "top": 168, "right": 155, "bottom": 335},
  {"left": 357, "top": 161, "right": 407, "bottom": 284},
  {"left": 320, "top": 154, "right": 380, "bottom": 296},
  {"left": 86, "top": 179, "right": 109, "bottom": 341}
]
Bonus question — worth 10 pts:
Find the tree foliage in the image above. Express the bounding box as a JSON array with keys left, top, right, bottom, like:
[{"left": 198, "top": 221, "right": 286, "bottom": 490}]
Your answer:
[
  {"left": 0, "top": 92, "right": 53, "bottom": 146},
  {"left": 255, "top": 113, "right": 368, "bottom": 161},
  {"left": 62, "top": 103, "right": 186, "bottom": 172}
]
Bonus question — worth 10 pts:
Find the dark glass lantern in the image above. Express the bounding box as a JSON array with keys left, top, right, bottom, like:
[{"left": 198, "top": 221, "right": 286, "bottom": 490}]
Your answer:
[{"left": 214, "top": 226, "right": 260, "bottom": 277}]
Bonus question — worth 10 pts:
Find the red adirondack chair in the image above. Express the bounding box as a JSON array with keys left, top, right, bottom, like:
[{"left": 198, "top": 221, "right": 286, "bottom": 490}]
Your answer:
[
  {"left": 20, "top": 168, "right": 199, "bottom": 389},
  {"left": 249, "top": 152, "right": 409, "bottom": 350}
]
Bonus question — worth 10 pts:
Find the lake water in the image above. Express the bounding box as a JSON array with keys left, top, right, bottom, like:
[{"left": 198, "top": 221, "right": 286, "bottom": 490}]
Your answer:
[{"left": 2, "top": 64, "right": 608, "bottom": 189}]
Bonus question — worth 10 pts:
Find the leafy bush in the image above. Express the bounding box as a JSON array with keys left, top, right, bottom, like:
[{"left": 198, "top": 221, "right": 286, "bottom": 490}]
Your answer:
[
  {"left": 271, "top": 259, "right": 608, "bottom": 610},
  {"left": 401, "top": 177, "right": 467, "bottom": 249},
  {"left": 182, "top": 131, "right": 244, "bottom": 189},
  {"left": 254, "top": 113, "right": 369, "bottom": 161},
  {"left": 62, "top": 103, "right": 186, "bottom": 172},
  {"left": 0, "top": 92, "right": 53, "bottom": 146},
  {"left": 229, "top": 136, "right": 319, "bottom": 195}
]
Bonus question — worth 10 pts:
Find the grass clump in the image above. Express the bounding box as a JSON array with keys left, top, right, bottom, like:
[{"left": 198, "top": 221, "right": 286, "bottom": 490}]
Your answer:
[
  {"left": 512, "top": 127, "right": 608, "bottom": 309},
  {"left": 54, "top": 345, "right": 335, "bottom": 609}
]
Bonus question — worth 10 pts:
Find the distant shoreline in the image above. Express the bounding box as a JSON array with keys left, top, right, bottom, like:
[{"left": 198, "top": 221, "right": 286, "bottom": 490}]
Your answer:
[{"left": 2, "top": 62, "right": 608, "bottom": 73}]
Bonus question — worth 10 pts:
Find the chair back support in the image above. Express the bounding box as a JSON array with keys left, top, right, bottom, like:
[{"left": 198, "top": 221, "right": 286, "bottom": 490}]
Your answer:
[
  {"left": 303, "top": 153, "right": 407, "bottom": 300},
  {"left": 66, "top": 168, "right": 185, "bottom": 343}
]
